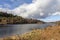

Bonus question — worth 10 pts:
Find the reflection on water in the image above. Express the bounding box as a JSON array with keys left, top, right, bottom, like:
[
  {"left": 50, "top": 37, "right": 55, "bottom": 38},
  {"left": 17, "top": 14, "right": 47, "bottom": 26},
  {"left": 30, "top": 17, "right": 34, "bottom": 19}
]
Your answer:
[{"left": 0, "top": 23, "right": 55, "bottom": 37}]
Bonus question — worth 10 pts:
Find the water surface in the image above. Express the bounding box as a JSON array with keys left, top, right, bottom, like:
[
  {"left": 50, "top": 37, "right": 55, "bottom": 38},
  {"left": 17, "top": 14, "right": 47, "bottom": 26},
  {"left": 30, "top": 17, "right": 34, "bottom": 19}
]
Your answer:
[{"left": 0, "top": 23, "right": 55, "bottom": 38}]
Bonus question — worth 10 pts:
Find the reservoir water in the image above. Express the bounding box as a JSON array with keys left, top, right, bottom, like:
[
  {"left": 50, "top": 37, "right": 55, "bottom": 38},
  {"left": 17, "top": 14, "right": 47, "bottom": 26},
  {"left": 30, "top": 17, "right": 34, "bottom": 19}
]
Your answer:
[{"left": 0, "top": 23, "right": 55, "bottom": 38}]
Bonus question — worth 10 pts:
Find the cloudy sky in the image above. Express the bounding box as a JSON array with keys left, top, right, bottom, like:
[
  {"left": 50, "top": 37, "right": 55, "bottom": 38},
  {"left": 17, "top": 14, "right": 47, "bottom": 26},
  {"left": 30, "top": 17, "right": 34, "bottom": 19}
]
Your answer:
[{"left": 0, "top": 0, "right": 60, "bottom": 22}]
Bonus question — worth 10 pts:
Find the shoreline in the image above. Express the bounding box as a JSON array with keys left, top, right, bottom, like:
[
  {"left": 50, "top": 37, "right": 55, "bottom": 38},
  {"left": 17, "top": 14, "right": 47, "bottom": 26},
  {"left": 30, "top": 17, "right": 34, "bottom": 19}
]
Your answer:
[{"left": 0, "top": 25, "right": 60, "bottom": 40}]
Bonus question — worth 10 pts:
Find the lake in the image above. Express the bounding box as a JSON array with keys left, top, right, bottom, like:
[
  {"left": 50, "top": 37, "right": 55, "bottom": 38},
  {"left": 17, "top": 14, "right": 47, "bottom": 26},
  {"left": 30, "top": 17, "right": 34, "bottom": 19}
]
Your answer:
[{"left": 0, "top": 23, "right": 55, "bottom": 38}]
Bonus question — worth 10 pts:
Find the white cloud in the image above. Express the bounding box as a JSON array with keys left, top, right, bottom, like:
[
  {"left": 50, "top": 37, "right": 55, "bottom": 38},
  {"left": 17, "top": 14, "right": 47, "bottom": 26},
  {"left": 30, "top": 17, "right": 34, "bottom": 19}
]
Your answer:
[
  {"left": 0, "top": 0, "right": 60, "bottom": 20},
  {"left": 0, "top": 3, "right": 12, "bottom": 13},
  {"left": 0, "top": 8, "right": 13, "bottom": 14},
  {"left": 12, "top": 0, "right": 60, "bottom": 19},
  {"left": 13, "top": 0, "right": 53, "bottom": 18},
  {"left": 52, "top": 12, "right": 60, "bottom": 15}
]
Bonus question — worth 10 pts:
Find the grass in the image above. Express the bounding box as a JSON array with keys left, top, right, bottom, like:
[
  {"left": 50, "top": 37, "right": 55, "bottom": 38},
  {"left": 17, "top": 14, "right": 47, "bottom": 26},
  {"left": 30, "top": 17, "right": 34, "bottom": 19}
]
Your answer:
[{"left": 1, "top": 25, "right": 60, "bottom": 40}]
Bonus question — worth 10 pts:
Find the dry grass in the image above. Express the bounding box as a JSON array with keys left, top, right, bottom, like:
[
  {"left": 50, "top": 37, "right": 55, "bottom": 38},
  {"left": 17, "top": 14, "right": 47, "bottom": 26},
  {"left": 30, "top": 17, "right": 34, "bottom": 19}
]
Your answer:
[{"left": 1, "top": 25, "right": 60, "bottom": 40}]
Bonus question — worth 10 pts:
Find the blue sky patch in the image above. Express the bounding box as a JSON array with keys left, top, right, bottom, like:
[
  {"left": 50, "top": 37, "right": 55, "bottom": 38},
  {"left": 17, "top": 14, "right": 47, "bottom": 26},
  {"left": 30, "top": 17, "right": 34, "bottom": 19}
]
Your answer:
[{"left": 0, "top": 0, "right": 32, "bottom": 9}]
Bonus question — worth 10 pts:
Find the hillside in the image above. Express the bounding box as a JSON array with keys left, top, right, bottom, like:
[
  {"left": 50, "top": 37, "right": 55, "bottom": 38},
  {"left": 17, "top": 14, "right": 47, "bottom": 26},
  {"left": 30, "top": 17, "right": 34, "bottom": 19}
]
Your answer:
[
  {"left": 54, "top": 21, "right": 60, "bottom": 25},
  {"left": 0, "top": 12, "right": 45, "bottom": 24},
  {"left": 50, "top": 21, "right": 60, "bottom": 25}
]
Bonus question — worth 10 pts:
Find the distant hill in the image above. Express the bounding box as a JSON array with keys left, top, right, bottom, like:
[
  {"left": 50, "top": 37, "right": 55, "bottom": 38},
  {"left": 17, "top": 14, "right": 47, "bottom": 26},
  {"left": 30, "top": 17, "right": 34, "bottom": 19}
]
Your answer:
[
  {"left": 0, "top": 12, "right": 45, "bottom": 24},
  {"left": 52, "top": 21, "right": 60, "bottom": 25}
]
